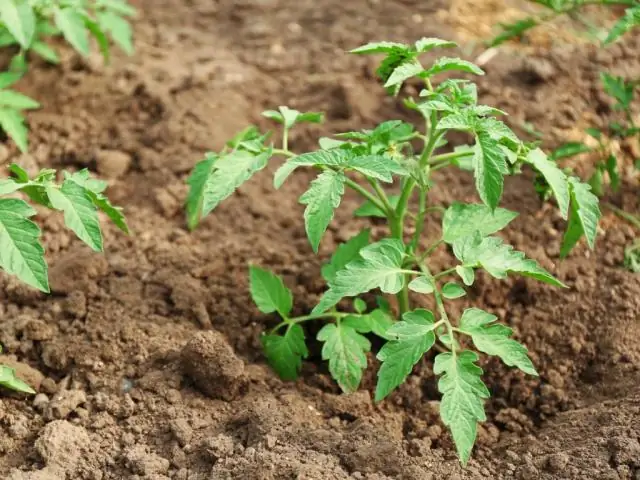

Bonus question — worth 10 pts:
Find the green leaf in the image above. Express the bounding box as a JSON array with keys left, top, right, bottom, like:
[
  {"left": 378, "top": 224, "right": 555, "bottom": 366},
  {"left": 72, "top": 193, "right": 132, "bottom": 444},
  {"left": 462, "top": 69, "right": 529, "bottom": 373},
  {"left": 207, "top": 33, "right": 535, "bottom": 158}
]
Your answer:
[
  {"left": 353, "top": 297, "right": 367, "bottom": 314},
  {"left": 442, "top": 202, "right": 518, "bottom": 244},
  {"left": 600, "top": 72, "right": 634, "bottom": 109},
  {"left": 354, "top": 195, "right": 400, "bottom": 218},
  {"left": 84, "top": 16, "right": 110, "bottom": 62},
  {"left": 360, "top": 308, "right": 395, "bottom": 339},
  {"left": 31, "top": 41, "right": 60, "bottom": 64},
  {"left": 0, "top": 1, "right": 35, "bottom": 49},
  {"left": 313, "top": 239, "right": 406, "bottom": 314},
  {"left": 350, "top": 41, "right": 407, "bottom": 55},
  {"left": 318, "top": 322, "right": 371, "bottom": 393},
  {"left": 434, "top": 350, "right": 489, "bottom": 465},
  {"left": 97, "top": 11, "right": 134, "bottom": 55},
  {"left": 605, "top": 155, "right": 620, "bottom": 191},
  {"left": 375, "top": 309, "right": 436, "bottom": 401},
  {"left": 604, "top": 6, "right": 640, "bottom": 44},
  {"left": 300, "top": 170, "right": 346, "bottom": 253},
  {"left": 458, "top": 308, "right": 537, "bottom": 376},
  {"left": 473, "top": 131, "right": 507, "bottom": 210},
  {"left": 437, "top": 111, "right": 477, "bottom": 131},
  {"left": 408, "top": 276, "right": 434, "bottom": 294},
  {"left": 200, "top": 150, "right": 270, "bottom": 218},
  {"left": 321, "top": 229, "right": 370, "bottom": 283},
  {"left": 526, "top": 148, "right": 570, "bottom": 218},
  {"left": 346, "top": 155, "right": 406, "bottom": 182},
  {"left": 185, "top": 154, "right": 216, "bottom": 230},
  {"left": 0, "top": 198, "right": 49, "bottom": 292},
  {"left": 478, "top": 117, "right": 520, "bottom": 147},
  {"left": 0, "top": 90, "right": 39, "bottom": 110},
  {"left": 489, "top": 18, "right": 538, "bottom": 47},
  {"left": 0, "top": 72, "right": 22, "bottom": 89},
  {"left": 550, "top": 142, "right": 592, "bottom": 160},
  {"left": 442, "top": 282, "right": 466, "bottom": 299},
  {"left": 453, "top": 233, "right": 565, "bottom": 287},
  {"left": 414, "top": 37, "right": 457, "bottom": 52},
  {"left": 384, "top": 57, "right": 424, "bottom": 89},
  {"left": 424, "top": 57, "right": 484, "bottom": 77},
  {"left": 585, "top": 128, "right": 602, "bottom": 140},
  {"left": 261, "top": 324, "right": 308, "bottom": 381},
  {"left": 98, "top": 0, "right": 137, "bottom": 17},
  {"left": 560, "top": 177, "right": 601, "bottom": 256},
  {"left": 54, "top": 7, "right": 90, "bottom": 56},
  {"left": 274, "top": 149, "right": 349, "bottom": 188},
  {"left": 46, "top": 180, "right": 103, "bottom": 252},
  {"left": 0, "top": 365, "right": 35, "bottom": 394},
  {"left": 456, "top": 266, "right": 475, "bottom": 286},
  {"left": 249, "top": 266, "right": 293, "bottom": 318},
  {"left": 0, "top": 108, "right": 28, "bottom": 152}
]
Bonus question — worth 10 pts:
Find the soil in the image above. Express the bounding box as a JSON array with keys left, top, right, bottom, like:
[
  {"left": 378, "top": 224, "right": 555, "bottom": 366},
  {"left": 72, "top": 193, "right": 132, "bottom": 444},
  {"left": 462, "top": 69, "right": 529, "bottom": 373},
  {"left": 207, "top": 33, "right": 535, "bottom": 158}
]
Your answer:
[{"left": 0, "top": 0, "right": 639, "bottom": 479}]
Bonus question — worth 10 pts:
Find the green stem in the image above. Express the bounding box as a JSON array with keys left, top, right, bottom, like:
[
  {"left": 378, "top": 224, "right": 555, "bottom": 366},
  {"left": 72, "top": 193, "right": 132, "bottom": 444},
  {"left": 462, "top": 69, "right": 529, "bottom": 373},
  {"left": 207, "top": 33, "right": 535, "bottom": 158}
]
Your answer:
[
  {"left": 282, "top": 128, "right": 289, "bottom": 152},
  {"left": 409, "top": 188, "right": 427, "bottom": 253},
  {"left": 433, "top": 267, "right": 457, "bottom": 280},
  {"left": 273, "top": 148, "right": 294, "bottom": 158},
  {"left": 344, "top": 177, "right": 389, "bottom": 215},
  {"left": 430, "top": 150, "right": 471, "bottom": 165},
  {"left": 603, "top": 202, "right": 640, "bottom": 230},
  {"left": 270, "top": 311, "right": 353, "bottom": 334},
  {"left": 368, "top": 178, "right": 396, "bottom": 217},
  {"left": 417, "top": 239, "right": 444, "bottom": 264},
  {"left": 418, "top": 262, "right": 455, "bottom": 354}
]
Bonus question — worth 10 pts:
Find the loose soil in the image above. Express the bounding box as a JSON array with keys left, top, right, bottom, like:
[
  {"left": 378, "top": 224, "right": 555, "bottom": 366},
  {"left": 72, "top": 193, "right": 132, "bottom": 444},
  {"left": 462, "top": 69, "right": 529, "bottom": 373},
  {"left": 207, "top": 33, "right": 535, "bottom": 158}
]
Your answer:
[{"left": 1, "top": 1, "right": 639, "bottom": 479}]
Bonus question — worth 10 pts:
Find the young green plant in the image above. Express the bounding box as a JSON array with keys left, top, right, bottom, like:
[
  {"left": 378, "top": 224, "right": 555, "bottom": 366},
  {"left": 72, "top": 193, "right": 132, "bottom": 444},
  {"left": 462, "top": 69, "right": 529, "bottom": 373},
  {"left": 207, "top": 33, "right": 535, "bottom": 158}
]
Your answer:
[
  {"left": 186, "top": 38, "right": 601, "bottom": 464},
  {"left": 0, "top": 164, "right": 128, "bottom": 392},
  {"left": 0, "top": 0, "right": 136, "bottom": 151}
]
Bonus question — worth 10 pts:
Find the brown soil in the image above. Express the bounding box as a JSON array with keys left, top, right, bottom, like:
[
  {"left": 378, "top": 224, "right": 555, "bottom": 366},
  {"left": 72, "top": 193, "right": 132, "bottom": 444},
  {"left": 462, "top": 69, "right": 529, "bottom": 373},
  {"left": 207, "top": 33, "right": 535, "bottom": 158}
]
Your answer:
[{"left": 1, "top": 1, "right": 639, "bottom": 479}]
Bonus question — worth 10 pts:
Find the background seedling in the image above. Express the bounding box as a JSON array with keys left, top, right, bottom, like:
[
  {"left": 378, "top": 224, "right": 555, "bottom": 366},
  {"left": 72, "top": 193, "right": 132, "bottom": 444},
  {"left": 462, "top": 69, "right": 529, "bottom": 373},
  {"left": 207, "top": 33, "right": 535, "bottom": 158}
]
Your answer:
[
  {"left": 186, "top": 38, "right": 600, "bottom": 464},
  {"left": 0, "top": 0, "right": 136, "bottom": 152}
]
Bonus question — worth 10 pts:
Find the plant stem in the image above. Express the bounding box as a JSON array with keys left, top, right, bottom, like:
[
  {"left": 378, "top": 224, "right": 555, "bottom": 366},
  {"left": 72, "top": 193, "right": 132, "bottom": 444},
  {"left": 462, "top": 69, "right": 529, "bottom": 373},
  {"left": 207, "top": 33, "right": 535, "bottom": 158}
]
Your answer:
[
  {"left": 409, "top": 188, "right": 427, "bottom": 253},
  {"left": 344, "top": 177, "right": 389, "bottom": 215},
  {"left": 418, "top": 262, "right": 455, "bottom": 355},
  {"left": 429, "top": 150, "right": 471, "bottom": 164},
  {"left": 282, "top": 128, "right": 289, "bottom": 152},
  {"left": 273, "top": 148, "right": 294, "bottom": 158},
  {"left": 417, "top": 239, "right": 444, "bottom": 264},
  {"left": 433, "top": 267, "right": 457, "bottom": 280},
  {"left": 602, "top": 202, "right": 640, "bottom": 229},
  {"left": 368, "top": 178, "right": 396, "bottom": 217},
  {"left": 270, "top": 311, "right": 353, "bottom": 334}
]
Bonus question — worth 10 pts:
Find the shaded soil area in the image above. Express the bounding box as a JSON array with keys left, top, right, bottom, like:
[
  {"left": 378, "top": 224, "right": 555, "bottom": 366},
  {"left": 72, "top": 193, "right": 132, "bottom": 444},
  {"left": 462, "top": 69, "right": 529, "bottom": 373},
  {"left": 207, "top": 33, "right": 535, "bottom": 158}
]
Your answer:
[{"left": 0, "top": 0, "right": 639, "bottom": 479}]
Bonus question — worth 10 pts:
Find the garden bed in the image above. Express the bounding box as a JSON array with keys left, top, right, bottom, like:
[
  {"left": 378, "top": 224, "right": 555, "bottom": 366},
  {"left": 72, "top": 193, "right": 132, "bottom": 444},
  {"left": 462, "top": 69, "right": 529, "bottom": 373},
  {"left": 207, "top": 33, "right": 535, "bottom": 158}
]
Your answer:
[{"left": 1, "top": 0, "right": 639, "bottom": 479}]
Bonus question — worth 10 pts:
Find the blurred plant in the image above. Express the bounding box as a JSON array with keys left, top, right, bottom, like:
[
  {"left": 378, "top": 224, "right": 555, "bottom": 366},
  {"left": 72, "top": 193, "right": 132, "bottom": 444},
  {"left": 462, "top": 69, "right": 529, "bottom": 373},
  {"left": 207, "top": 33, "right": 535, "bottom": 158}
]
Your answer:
[{"left": 0, "top": 0, "right": 136, "bottom": 151}]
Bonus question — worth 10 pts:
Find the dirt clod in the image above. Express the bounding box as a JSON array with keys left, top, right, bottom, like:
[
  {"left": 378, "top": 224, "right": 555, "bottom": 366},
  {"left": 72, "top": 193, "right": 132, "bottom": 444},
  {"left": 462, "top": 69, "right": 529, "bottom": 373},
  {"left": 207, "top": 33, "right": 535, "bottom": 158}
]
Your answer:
[
  {"left": 181, "top": 330, "right": 247, "bottom": 401},
  {"left": 44, "top": 390, "right": 87, "bottom": 420},
  {"left": 95, "top": 149, "right": 132, "bottom": 179},
  {"left": 123, "top": 445, "right": 170, "bottom": 476}
]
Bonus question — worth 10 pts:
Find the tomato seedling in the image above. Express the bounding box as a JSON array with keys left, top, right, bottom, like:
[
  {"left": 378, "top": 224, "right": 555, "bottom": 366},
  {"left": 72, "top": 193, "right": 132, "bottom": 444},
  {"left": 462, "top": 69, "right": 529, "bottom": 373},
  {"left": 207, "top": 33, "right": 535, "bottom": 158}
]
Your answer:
[{"left": 186, "top": 38, "right": 601, "bottom": 464}]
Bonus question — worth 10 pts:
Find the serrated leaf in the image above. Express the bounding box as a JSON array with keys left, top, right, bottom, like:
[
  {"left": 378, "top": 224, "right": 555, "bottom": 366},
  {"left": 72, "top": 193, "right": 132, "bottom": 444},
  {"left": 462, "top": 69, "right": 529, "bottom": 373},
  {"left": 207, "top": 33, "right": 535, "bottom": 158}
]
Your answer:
[
  {"left": 84, "top": 16, "right": 110, "bottom": 62},
  {"left": 479, "top": 117, "right": 520, "bottom": 146},
  {"left": 442, "top": 282, "right": 466, "bottom": 299},
  {"left": 0, "top": 108, "right": 28, "bottom": 152},
  {"left": 186, "top": 154, "right": 215, "bottom": 229},
  {"left": 600, "top": 72, "right": 634, "bottom": 109},
  {"left": 321, "top": 229, "right": 370, "bottom": 283},
  {"left": 99, "top": 0, "right": 137, "bottom": 17},
  {"left": 354, "top": 195, "right": 400, "bottom": 218},
  {"left": 453, "top": 233, "right": 565, "bottom": 287},
  {"left": 46, "top": 180, "right": 103, "bottom": 252},
  {"left": 54, "top": 7, "right": 90, "bottom": 56},
  {"left": 261, "top": 324, "right": 308, "bottom": 381},
  {"left": 384, "top": 57, "right": 424, "bottom": 89},
  {"left": 604, "top": 6, "right": 640, "bottom": 44},
  {"left": 249, "top": 266, "right": 293, "bottom": 318},
  {"left": 350, "top": 41, "right": 408, "bottom": 55},
  {"left": 0, "top": 365, "right": 35, "bottom": 394},
  {"left": 313, "top": 239, "right": 406, "bottom": 314},
  {"left": 437, "top": 111, "right": 477, "bottom": 131},
  {"left": 560, "top": 177, "right": 600, "bottom": 256},
  {"left": 425, "top": 57, "right": 484, "bottom": 77},
  {"left": 200, "top": 150, "right": 270, "bottom": 217},
  {"left": 0, "top": 198, "right": 48, "bottom": 292},
  {"left": 414, "top": 37, "right": 457, "bottom": 52},
  {"left": 456, "top": 266, "right": 475, "bottom": 286},
  {"left": 318, "top": 322, "right": 371, "bottom": 393},
  {"left": 550, "top": 142, "right": 592, "bottom": 160},
  {"left": 473, "top": 132, "right": 507, "bottom": 210},
  {"left": 363, "top": 308, "right": 395, "bottom": 339},
  {"left": 346, "top": 155, "right": 406, "bottom": 182},
  {"left": 408, "top": 275, "right": 434, "bottom": 294},
  {"left": 526, "top": 148, "right": 570, "bottom": 218},
  {"left": 300, "top": 170, "right": 346, "bottom": 253},
  {"left": 0, "top": 90, "right": 40, "bottom": 110},
  {"left": 97, "top": 11, "right": 134, "bottom": 55},
  {"left": 274, "top": 149, "right": 350, "bottom": 188},
  {"left": 442, "top": 202, "right": 518, "bottom": 244},
  {"left": 375, "top": 309, "right": 436, "bottom": 401},
  {"left": 458, "top": 308, "right": 537, "bottom": 376},
  {"left": 434, "top": 350, "right": 489, "bottom": 465},
  {"left": 0, "top": 1, "right": 35, "bottom": 49}
]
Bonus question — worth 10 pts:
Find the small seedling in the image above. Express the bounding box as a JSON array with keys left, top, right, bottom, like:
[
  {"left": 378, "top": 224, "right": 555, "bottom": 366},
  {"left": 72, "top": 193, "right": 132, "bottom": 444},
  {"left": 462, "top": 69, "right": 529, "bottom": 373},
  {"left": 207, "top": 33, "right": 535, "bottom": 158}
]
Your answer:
[
  {"left": 186, "top": 39, "right": 601, "bottom": 463},
  {"left": 0, "top": 164, "right": 127, "bottom": 393},
  {"left": 0, "top": 0, "right": 136, "bottom": 151}
]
